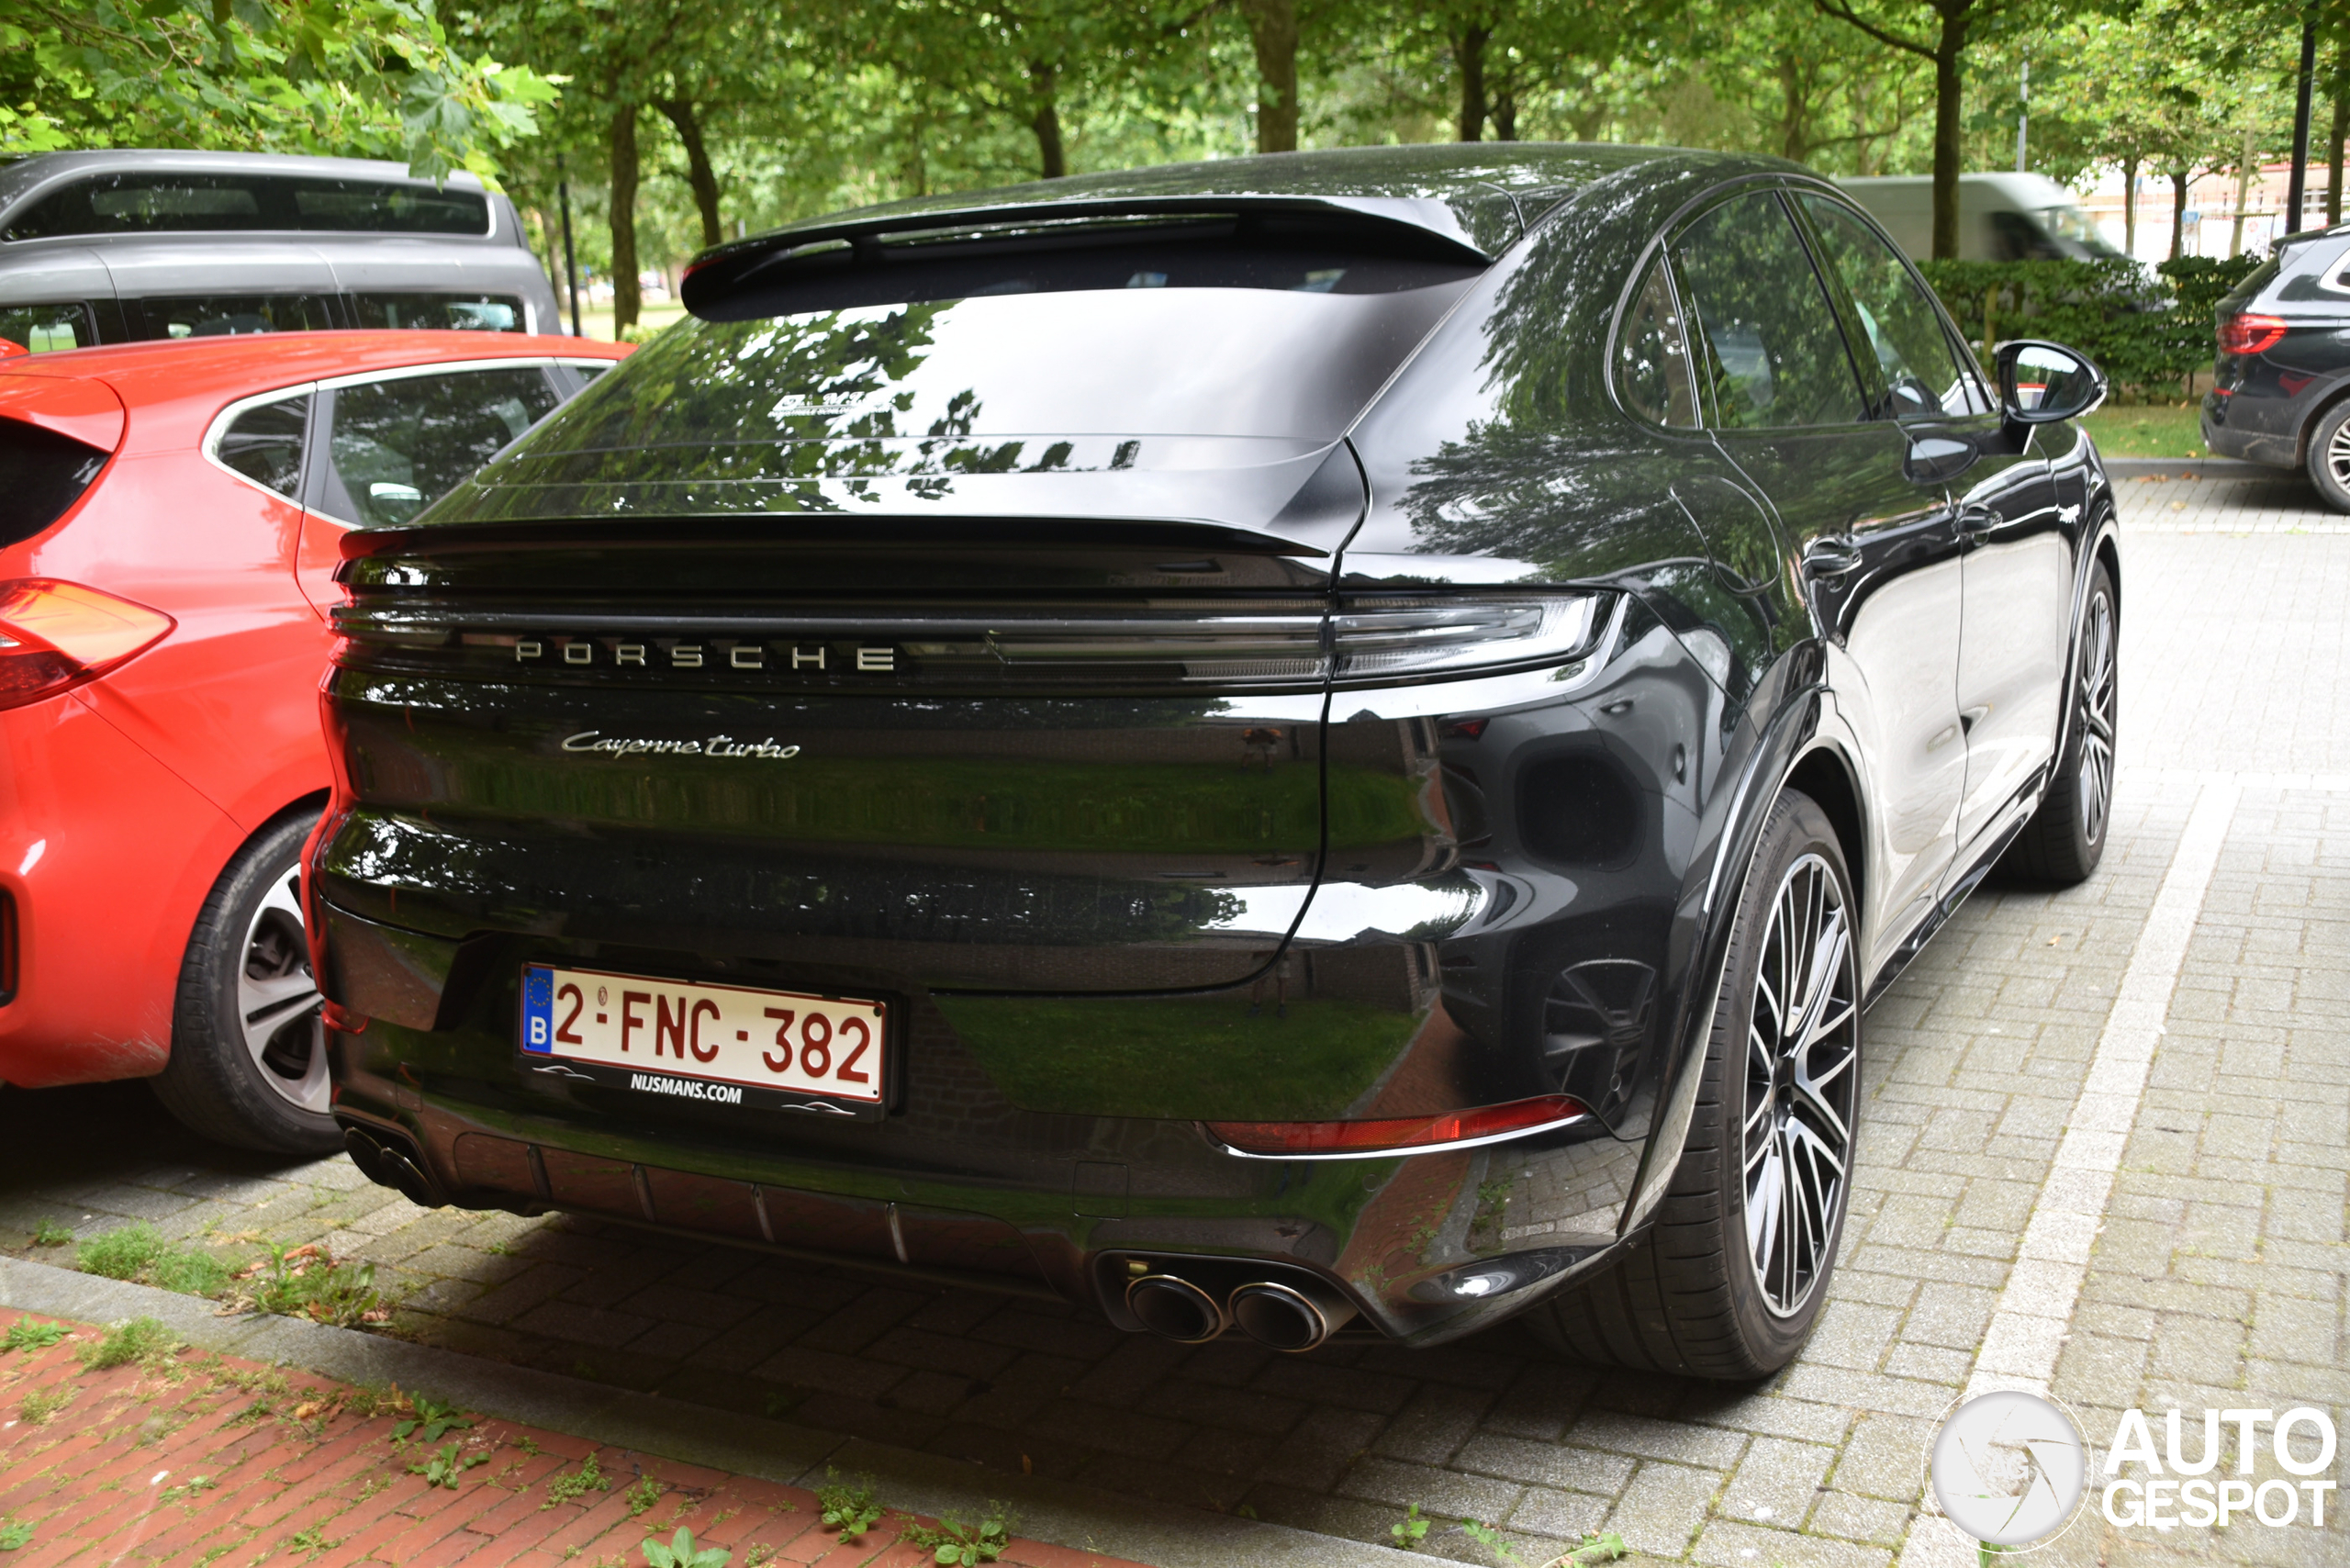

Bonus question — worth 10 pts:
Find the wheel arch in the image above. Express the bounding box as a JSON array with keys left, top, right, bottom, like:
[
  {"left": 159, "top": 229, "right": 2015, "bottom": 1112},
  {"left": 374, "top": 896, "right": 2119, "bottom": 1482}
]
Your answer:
[
  {"left": 1783, "top": 745, "right": 1866, "bottom": 924},
  {"left": 2295, "top": 379, "right": 2350, "bottom": 468}
]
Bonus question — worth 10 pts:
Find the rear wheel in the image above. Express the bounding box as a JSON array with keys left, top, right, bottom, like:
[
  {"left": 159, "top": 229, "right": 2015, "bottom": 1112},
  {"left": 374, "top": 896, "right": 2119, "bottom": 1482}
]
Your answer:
[
  {"left": 2305, "top": 399, "right": 2350, "bottom": 513},
  {"left": 149, "top": 811, "right": 340, "bottom": 1156},
  {"left": 2005, "top": 559, "right": 2116, "bottom": 886},
  {"left": 1524, "top": 790, "right": 1859, "bottom": 1379}
]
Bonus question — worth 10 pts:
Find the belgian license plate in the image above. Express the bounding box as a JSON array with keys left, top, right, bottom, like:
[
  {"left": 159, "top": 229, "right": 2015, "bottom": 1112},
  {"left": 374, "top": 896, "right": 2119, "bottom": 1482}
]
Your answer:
[{"left": 519, "top": 964, "right": 887, "bottom": 1112}]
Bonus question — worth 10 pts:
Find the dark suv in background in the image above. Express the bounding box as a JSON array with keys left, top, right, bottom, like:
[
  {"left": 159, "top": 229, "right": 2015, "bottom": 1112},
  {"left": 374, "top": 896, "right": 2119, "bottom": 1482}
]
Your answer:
[{"left": 2203, "top": 227, "right": 2350, "bottom": 508}]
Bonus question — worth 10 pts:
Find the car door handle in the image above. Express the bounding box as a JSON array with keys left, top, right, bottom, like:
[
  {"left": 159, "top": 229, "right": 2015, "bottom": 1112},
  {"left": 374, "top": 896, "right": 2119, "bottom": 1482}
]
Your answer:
[
  {"left": 1957, "top": 505, "right": 2002, "bottom": 539},
  {"left": 1801, "top": 541, "right": 1863, "bottom": 579}
]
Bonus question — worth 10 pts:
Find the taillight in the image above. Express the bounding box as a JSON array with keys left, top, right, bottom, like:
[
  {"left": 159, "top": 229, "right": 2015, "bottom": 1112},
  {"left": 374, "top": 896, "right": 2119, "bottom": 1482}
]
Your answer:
[
  {"left": 1208, "top": 1093, "right": 1591, "bottom": 1159},
  {"left": 0, "top": 578, "right": 174, "bottom": 711},
  {"left": 2217, "top": 313, "right": 2288, "bottom": 356}
]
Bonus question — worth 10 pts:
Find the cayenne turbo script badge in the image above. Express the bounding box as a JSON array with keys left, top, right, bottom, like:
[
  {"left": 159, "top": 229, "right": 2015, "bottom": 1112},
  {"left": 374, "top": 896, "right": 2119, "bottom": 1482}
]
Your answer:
[{"left": 559, "top": 733, "right": 802, "bottom": 760}]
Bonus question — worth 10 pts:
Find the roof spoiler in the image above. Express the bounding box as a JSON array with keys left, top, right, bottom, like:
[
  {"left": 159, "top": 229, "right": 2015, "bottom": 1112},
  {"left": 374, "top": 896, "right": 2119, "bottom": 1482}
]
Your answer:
[{"left": 680, "top": 194, "right": 1494, "bottom": 317}]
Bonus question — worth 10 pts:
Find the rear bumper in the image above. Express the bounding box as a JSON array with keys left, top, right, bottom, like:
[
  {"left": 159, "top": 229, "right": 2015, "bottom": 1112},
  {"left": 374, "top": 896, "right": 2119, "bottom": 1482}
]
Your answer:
[
  {"left": 317, "top": 611, "right": 1743, "bottom": 1343},
  {"left": 0, "top": 693, "right": 238, "bottom": 1087}
]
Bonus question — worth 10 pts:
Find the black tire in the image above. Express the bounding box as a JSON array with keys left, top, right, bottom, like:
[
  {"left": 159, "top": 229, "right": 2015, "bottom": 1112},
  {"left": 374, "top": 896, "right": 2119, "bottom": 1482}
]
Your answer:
[
  {"left": 1523, "top": 790, "right": 1860, "bottom": 1380},
  {"left": 2305, "top": 398, "right": 2350, "bottom": 513},
  {"left": 149, "top": 810, "right": 341, "bottom": 1156},
  {"left": 2004, "top": 559, "right": 2116, "bottom": 886}
]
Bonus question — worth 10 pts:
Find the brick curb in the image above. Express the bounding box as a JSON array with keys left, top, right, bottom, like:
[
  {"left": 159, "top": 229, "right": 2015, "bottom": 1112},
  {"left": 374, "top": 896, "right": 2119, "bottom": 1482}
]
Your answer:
[{"left": 0, "top": 1255, "right": 1411, "bottom": 1568}]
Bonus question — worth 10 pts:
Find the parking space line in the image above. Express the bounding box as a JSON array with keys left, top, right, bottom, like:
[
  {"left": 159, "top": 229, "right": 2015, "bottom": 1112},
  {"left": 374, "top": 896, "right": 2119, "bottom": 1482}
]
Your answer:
[{"left": 1962, "top": 778, "right": 2239, "bottom": 1403}]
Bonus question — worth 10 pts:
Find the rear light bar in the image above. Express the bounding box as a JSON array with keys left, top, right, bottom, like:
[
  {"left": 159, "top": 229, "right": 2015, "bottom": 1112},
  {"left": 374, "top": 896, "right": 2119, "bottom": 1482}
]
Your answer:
[
  {"left": 0, "top": 579, "right": 175, "bottom": 712},
  {"left": 2217, "top": 313, "right": 2288, "bottom": 356},
  {"left": 1208, "top": 1093, "right": 1592, "bottom": 1159}
]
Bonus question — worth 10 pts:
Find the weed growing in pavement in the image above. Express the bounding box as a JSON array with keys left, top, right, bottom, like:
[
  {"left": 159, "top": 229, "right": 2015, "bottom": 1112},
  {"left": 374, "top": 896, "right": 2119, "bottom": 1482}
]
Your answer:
[
  {"left": 815, "top": 1471, "right": 881, "bottom": 1541},
  {"left": 639, "top": 1527, "right": 728, "bottom": 1568},
  {"left": 626, "top": 1476, "right": 663, "bottom": 1517},
  {"left": 741, "top": 1549, "right": 774, "bottom": 1568},
  {"left": 75, "top": 1225, "right": 230, "bottom": 1296},
  {"left": 234, "top": 1242, "right": 387, "bottom": 1327},
  {"left": 515, "top": 1434, "right": 543, "bottom": 1457},
  {"left": 1, "top": 1319, "right": 65, "bottom": 1353},
  {"left": 1391, "top": 1502, "right": 1430, "bottom": 1550},
  {"left": 287, "top": 1524, "right": 329, "bottom": 1555},
  {"left": 194, "top": 1548, "right": 229, "bottom": 1568},
  {"left": 410, "top": 1441, "right": 488, "bottom": 1488},
  {"left": 544, "top": 1452, "right": 611, "bottom": 1508},
  {"left": 29, "top": 1218, "right": 71, "bottom": 1248},
  {"left": 389, "top": 1393, "right": 470, "bottom": 1444},
  {"left": 901, "top": 1503, "right": 1014, "bottom": 1565},
  {"left": 80, "top": 1316, "right": 180, "bottom": 1372},
  {"left": 160, "top": 1476, "right": 218, "bottom": 1506},
  {"left": 0, "top": 1518, "right": 33, "bottom": 1551},
  {"left": 17, "top": 1385, "right": 71, "bottom": 1424}
]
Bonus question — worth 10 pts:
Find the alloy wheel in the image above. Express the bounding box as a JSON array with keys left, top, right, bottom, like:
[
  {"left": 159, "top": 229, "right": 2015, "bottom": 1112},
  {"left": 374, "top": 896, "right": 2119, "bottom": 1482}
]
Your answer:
[
  {"left": 239, "top": 869, "right": 327, "bottom": 1113},
  {"left": 1741, "top": 852, "right": 1859, "bottom": 1318},
  {"left": 2329, "top": 414, "right": 2350, "bottom": 492},
  {"left": 2076, "top": 590, "right": 2116, "bottom": 849}
]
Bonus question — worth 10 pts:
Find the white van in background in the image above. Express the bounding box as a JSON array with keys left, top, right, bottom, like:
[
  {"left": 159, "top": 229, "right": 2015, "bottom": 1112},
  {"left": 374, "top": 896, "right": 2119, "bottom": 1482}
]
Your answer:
[{"left": 1839, "top": 172, "right": 2121, "bottom": 263}]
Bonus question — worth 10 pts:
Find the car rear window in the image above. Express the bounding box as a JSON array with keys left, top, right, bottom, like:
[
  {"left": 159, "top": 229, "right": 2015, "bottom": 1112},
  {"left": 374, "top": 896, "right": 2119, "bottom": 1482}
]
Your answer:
[
  {"left": 0, "top": 303, "right": 97, "bottom": 353},
  {"left": 4, "top": 173, "right": 490, "bottom": 241},
  {"left": 0, "top": 418, "right": 109, "bottom": 546}
]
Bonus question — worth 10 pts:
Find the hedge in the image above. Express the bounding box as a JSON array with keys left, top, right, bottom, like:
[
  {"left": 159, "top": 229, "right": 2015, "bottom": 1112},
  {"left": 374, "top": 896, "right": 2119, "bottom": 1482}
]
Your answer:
[{"left": 1917, "top": 253, "right": 2262, "bottom": 401}]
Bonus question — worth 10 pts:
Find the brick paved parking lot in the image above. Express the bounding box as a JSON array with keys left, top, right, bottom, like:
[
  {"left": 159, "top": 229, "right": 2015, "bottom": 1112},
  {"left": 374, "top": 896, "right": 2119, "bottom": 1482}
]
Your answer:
[{"left": 5, "top": 463, "right": 2348, "bottom": 1566}]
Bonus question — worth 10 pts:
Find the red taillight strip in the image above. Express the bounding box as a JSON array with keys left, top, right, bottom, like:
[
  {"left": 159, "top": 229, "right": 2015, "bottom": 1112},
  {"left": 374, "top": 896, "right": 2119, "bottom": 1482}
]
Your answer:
[
  {"left": 1207, "top": 1093, "right": 1592, "bottom": 1159},
  {"left": 2217, "top": 313, "right": 2288, "bottom": 357}
]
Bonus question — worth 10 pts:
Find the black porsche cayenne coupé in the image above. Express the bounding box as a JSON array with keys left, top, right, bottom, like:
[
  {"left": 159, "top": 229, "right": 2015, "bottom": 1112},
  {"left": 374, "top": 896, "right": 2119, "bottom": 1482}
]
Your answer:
[{"left": 313, "top": 144, "right": 2118, "bottom": 1378}]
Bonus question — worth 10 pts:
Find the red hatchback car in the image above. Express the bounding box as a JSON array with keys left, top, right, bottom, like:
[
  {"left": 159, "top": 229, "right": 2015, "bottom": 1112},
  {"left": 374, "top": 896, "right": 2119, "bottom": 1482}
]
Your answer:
[{"left": 0, "top": 330, "right": 629, "bottom": 1151}]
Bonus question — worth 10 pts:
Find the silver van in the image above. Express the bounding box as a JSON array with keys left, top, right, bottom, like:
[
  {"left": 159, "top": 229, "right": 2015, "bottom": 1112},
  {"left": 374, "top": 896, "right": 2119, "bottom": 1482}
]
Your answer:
[
  {"left": 0, "top": 150, "right": 565, "bottom": 353},
  {"left": 1839, "top": 172, "right": 2121, "bottom": 263}
]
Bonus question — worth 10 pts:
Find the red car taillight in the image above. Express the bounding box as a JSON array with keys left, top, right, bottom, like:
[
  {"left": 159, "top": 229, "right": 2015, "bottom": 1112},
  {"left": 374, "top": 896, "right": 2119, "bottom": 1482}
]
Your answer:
[
  {"left": 1208, "top": 1093, "right": 1592, "bottom": 1158},
  {"left": 0, "top": 578, "right": 175, "bottom": 711},
  {"left": 2217, "top": 313, "right": 2288, "bottom": 356}
]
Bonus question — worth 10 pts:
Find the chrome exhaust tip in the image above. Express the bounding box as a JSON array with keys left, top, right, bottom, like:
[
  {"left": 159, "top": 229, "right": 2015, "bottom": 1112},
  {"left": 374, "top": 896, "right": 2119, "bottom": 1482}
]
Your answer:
[
  {"left": 1125, "top": 1273, "right": 1228, "bottom": 1343},
  {"left": 1230, "top": 1279, "right": 1356, "bottom": 1352}
]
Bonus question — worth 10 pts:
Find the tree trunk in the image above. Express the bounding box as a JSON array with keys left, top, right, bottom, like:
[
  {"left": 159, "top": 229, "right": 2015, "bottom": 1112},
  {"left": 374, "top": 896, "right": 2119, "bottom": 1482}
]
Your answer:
[
  {"left": 1455, "top": 24, "right": 1490, "bottom": 141},
  {"left": 2169, "top": 165, "right": 2188, "bottom": 262},
  {"left": 2329, "top": 48, "right": 2348, "bottom": 228},
  {"left": 1777, "top": 53, "right": 1807, "bottom": 162},
  {"left": 1491, "top": 84, "right": 1517, "bottom": 141},
  {"left": 1240, "top": 0, "right": 1299, "bottom": 154},
  {"left": 609, "top": 102, "right": 641, "bottom": 339},
  {"left": 2230, "top": 122, "right": 2256, "bottom": 257},
  {"left": 2121, "top": 153, "right": 2139, "bottom": 260},
  {"left": 1028, "top": 61, "right": 1065, "bottom": 178},
  {"left": 1930, "top": 8, "right": 1969, "bottom": 260},
  {"left": 655, "top": 98, "right": 722, "bottom": 251}
]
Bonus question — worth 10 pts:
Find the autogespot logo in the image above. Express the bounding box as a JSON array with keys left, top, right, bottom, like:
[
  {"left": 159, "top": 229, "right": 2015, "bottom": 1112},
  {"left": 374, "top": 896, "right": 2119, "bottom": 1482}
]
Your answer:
[
  {"left": 1930, "top": 1392, "right": 2088, "bottom": 1548},
  {"left": 1927, "top": 1395, "right": 2342, "bottom": 1547}
]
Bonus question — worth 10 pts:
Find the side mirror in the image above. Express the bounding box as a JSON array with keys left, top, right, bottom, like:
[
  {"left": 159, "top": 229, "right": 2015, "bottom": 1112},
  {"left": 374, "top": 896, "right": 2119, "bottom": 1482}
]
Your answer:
[{"left": 1994, "top": 339, "right": 2107, "bottom": 424}]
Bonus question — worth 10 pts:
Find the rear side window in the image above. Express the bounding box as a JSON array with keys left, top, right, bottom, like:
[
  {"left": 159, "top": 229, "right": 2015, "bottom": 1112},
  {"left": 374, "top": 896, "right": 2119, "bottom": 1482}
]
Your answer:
[
  {"left": 1616, "top": 260, "right": 1699, "bottom": 428},
  {"left": 215, "top": 394, "right": 310, "bottom": 498},
  {"left": 0, "top": 419, "right": 108, "bottom": 545},
  {"left": 4, "top": 173, "right": 490, "bottom": 241},
  {"left": 1672, "top": 191, "right": 1867, "bottom": 430},
  {"left": 0, "top": 304, "right": 98, "bottom": 354},
  {"left": 351, "top": 293, "right": 524, "bottom": 332},
  {"left": 323, "top": 368, "right": 559, "bottom": 526},
  {"left": 141, "top": 295, "right": 333, "bottom": 340}
]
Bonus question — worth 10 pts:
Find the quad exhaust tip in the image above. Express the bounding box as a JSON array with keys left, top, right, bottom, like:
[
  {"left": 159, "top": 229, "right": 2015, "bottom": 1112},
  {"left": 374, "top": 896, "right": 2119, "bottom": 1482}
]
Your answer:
[
  {"left": 1124, "top": 1268, "right": 1356, "bottom": 1351},
  {"left": 341, "top": 1125, "right": 445, "bottom": 1209}
]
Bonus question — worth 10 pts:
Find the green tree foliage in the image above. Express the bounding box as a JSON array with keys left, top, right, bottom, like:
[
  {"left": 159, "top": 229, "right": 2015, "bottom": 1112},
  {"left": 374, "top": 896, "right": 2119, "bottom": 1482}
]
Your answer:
[{"left": 0, "top": 0, "right": 554, "bottom": 178}]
